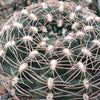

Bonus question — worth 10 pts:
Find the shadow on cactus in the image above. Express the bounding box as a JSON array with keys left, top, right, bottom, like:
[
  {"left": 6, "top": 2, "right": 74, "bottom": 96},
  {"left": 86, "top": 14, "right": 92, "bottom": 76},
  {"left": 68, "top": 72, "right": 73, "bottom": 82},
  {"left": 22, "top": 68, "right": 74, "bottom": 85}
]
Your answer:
[{"left": 0, "top": 0, "right": 100, "bottom": 100}]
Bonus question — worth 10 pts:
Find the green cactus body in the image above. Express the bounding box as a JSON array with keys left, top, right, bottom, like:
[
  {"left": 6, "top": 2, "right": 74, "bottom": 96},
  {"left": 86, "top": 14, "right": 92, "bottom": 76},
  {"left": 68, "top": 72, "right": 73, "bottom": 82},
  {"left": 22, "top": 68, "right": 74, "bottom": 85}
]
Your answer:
[{"left": 0, "top": 0, "right": 100, "bottom": 100}]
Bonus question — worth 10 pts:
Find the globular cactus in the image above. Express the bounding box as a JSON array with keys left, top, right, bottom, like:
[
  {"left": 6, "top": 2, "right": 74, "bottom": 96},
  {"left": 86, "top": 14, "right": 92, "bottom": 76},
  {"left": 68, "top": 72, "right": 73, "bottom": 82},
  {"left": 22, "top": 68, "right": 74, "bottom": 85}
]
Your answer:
[{"left": 0, "top": 0, "right": 100, "bottom": 100}]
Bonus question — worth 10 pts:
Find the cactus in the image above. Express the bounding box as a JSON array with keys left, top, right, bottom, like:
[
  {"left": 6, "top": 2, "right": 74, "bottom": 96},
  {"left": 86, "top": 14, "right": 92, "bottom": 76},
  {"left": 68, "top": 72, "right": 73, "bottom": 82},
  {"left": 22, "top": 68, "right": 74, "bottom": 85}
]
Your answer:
[{"left": 0, "top": 0, "right": 100, "bottom": 100}]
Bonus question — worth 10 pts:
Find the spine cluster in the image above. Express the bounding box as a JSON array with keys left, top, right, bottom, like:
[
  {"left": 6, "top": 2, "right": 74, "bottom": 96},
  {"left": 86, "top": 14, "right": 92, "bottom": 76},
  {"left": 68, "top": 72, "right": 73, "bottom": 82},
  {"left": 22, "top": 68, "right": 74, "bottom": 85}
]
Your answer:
[{"left": 0, "top": 0, "right": 100, "bottom": 100}]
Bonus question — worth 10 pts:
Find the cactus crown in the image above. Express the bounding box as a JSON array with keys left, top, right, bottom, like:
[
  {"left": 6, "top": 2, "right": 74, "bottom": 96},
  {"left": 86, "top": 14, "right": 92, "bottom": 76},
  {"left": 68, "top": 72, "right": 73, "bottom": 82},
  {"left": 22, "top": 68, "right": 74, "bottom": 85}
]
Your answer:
[{"left": 0, "top": 0, "right": 100, "bottom": 100}]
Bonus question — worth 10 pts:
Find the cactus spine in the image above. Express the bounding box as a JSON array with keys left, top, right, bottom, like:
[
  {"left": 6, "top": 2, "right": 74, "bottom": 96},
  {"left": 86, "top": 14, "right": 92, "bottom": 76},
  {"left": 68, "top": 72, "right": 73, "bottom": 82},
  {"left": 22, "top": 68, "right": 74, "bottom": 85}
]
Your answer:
[{"left": 0, "top": 0, "right": 100, "bottom": 100}]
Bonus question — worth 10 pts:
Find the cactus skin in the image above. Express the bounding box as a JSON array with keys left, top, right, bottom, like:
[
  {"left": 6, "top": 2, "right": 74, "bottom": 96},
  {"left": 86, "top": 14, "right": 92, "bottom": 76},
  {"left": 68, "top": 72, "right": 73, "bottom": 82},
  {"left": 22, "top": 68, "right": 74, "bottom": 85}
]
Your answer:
[{"left": 0, "top": 0, "right": 100, "bottom": 100}]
